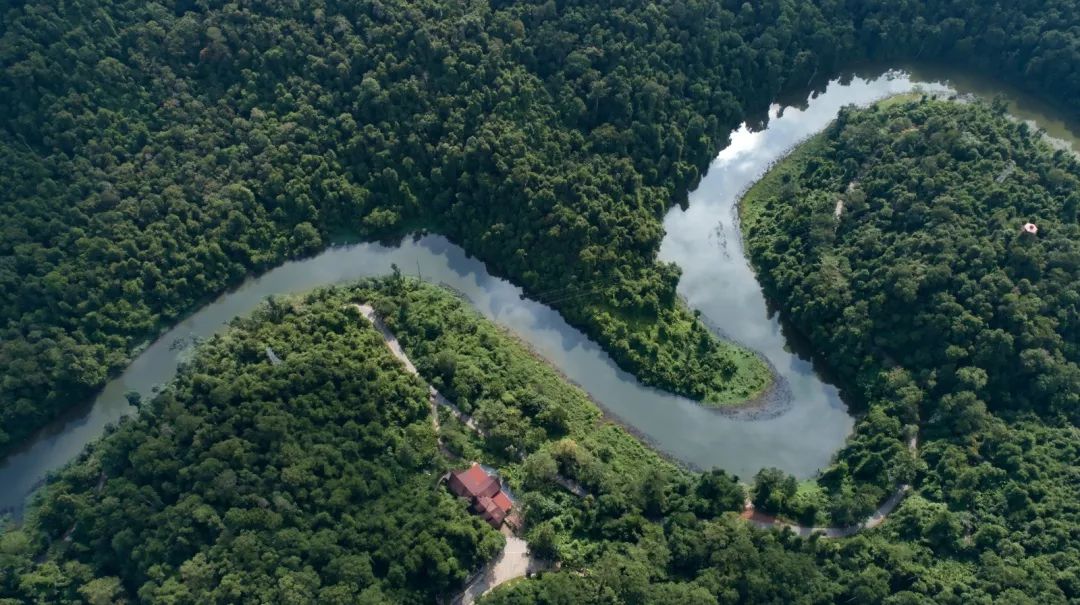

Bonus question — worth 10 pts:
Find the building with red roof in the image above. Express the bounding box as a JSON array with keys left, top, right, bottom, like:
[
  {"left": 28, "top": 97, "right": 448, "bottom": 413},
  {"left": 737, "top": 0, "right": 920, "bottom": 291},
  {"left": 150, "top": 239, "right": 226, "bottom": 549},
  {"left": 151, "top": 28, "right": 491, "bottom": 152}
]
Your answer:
[{"left": 448, "top": 463, "right": 514, "bottom": 528}]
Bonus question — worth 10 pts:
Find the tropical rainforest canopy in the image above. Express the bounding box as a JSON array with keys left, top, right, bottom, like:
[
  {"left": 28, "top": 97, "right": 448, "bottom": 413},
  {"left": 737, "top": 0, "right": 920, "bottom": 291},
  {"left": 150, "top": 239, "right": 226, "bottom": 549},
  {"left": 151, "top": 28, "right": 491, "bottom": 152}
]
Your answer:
[
  {"left": 2, "top": 0, "right": 1080, "bottom": 603},
  {"left": 3, "top": 0, "right": 1080, "bottom": 452},
  {"left": 740, "top": 96, "right": 1080, "bottom": 601},
  {"left": 4, "top": 278, "right": 1077, "bottom": 603}
]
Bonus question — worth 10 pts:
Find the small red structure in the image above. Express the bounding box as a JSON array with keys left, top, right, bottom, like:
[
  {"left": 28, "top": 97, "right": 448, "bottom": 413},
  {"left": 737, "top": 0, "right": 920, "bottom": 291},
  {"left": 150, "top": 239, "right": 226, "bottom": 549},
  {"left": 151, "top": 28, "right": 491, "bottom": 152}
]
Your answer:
[
  {"left": 1023, "top": 222, "right": 1039, "bottom": 235},
  {"left": 447, "top": 463, "right": 514, "bottom": 528}
]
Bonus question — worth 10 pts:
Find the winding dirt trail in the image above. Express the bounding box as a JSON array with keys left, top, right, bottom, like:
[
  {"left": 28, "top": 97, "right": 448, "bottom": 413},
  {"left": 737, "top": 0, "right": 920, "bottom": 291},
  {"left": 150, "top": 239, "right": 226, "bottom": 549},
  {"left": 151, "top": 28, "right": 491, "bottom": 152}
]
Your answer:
[
  {"left": 741, "top": 435, "right": 917, "bottom": 537},
  {"left": 352, "top": 304, "right": 483, "bottom": 437},
  {"left": 350, "top": 304, "right": 543, "bottom": 603}
]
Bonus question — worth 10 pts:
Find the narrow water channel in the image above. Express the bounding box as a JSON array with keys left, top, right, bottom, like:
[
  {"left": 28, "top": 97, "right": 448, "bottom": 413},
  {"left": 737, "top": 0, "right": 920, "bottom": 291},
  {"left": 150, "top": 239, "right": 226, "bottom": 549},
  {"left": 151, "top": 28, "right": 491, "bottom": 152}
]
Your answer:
[{"left": 3, "top": 67, "right": 1076, "bottom": 517}]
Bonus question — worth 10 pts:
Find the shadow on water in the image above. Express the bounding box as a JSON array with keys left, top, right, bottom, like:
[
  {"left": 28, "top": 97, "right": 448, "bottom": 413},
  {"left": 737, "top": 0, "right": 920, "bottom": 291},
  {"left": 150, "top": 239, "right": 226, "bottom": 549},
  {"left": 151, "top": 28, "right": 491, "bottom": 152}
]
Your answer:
[{"left": 763, "top": 297, "right": 860, "bottom": 407}]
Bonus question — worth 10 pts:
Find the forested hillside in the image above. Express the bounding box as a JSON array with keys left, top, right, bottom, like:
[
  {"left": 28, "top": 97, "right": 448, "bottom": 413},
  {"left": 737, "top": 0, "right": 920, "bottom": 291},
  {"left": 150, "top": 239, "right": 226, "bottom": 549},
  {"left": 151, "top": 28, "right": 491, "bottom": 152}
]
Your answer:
[
  {"left": 847, "top": 0, "right": 1080, "bottom": 114},
  {"left": 5, "top": 0, "right": 1080, "bottom": 453},
  {"left": 0, "top": 285, "right": 511, "bottom": 603},
  {"left": 4, "top": 277, "right": 1077, "bottom": 603},
  {"left": 0, "top": 280, "right": 745, "bottom": 603},
  {"left": 740, "top": 97, "right": 1079, "bottom": 599}
]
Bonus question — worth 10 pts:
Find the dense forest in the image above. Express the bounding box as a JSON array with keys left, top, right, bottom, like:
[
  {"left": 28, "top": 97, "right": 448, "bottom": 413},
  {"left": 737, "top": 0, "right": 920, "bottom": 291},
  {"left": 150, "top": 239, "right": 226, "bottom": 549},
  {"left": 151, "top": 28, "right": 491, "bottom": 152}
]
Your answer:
[
  {"left": 5, "top": 0, "right": 1080, "bottom": 453},
  {"left": 0, "top": 281, "right": 744, "bottom": 603},
  {"left": 0, "top": 284, "right": 510, "bottom": 603},
  {"left": 740, "top": 97, "right": 1079, "bottom": 599},
  {"left": 4, "top": 279, "right": 1076, "bottom": 603},
  {"left": 3, "top": 0, "right": 1080, "bottom": 602}
]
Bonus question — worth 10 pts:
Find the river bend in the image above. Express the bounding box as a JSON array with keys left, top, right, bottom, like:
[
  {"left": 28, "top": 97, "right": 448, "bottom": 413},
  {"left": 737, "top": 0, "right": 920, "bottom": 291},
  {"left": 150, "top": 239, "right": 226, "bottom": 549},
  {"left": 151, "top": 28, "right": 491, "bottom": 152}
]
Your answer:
[{"left": 2, "top": 66, "right": 1076, "bottom": 516}]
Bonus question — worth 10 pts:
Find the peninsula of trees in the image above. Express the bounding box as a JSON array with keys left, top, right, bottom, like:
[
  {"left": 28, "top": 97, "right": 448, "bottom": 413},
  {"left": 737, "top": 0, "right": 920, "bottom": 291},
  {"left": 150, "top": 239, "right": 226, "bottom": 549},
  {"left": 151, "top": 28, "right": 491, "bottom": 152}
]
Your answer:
[{"left": 739, "top": 96, "right": 1079, "bottom": 600}]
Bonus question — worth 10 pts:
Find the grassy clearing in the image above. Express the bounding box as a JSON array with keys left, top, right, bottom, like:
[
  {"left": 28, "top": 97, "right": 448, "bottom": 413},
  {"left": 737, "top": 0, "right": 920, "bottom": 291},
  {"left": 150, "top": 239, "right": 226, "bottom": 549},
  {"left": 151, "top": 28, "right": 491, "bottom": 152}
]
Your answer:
[
  {"left": 739, "top": 132, "right": 831, "bottom": 231},
  {"left": 600, "top": 301, "right": 773, "bottom": 407},
  {"left": 873, "top": 91, "right": 926, "bottom": 110}
]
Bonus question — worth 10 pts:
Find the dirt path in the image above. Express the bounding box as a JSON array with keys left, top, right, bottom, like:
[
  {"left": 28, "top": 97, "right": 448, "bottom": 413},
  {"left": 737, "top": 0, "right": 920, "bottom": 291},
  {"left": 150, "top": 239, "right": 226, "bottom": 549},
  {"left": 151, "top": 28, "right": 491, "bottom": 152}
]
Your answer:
[
  {"left": 740, "top": 435, "right": 917, "bottom": 537},
  {"left": 350, "top": 304, "right": 543, "bottom": 601},
  {"left": 352, "top": 304, "right": 483, "bottom": 436},
  {"left": 454, "top": 533, "right": 549, "bottom": 605}
]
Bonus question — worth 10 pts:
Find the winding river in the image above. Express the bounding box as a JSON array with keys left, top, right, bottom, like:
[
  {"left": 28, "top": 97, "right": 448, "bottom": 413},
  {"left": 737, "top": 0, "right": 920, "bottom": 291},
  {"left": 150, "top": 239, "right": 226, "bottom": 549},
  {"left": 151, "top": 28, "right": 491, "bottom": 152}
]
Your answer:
[{"left": 2, "top": 67, "right": 1077, "bottom": 517}]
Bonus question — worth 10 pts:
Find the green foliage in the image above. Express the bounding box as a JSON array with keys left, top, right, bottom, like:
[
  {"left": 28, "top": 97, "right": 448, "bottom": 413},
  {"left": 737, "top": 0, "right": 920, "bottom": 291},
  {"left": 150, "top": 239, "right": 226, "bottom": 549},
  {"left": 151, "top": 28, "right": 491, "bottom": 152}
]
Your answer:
[
  {"left": 5, "top": 278, "right": 1078, "bottom": 604},
  {"left": 752, "top": 468, "right": 799, "bottom": 516},
  {"left": 357, "top": 280, "right": 741, "bottom": 540},
  {"left": 742, "top": 97, "right": 1079, "bottom": 602},
  {"left": 747, "top": 98, "right": 1080, "bottom": 426},
  {"left": 1, "top": 280, "right": 754, "bottom": 603},
  {"left": 2, "top": 290, "right": 503, "bottom": 603},
  {"left": 2, "top": 0, "right": 1080, "bottom": 602},
  {"left": 4, "top": 0, "right": 1080, "bottom": 456},
  {"left": 0, "top": 0, "right": 829, "bottom": 452}
]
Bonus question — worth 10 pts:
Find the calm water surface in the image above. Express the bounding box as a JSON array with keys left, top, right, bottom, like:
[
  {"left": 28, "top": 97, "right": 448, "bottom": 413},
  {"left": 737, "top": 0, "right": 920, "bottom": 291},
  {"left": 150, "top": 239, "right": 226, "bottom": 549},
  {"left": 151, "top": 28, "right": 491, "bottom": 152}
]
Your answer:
[{"left": 2, "top": 67, "right": 1076, "bottom": 516}]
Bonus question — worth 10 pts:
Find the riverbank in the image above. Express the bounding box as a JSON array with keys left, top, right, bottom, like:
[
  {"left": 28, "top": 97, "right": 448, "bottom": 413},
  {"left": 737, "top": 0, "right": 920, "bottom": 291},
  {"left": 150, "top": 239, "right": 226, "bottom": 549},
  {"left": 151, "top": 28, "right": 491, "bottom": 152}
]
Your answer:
[
  {"left": 737, "top": 132, "right": 831, "bottom": 233},
  {"left": 733, "top": 93, "right": 1080, "bottom": 576},
  {"left": 738, "top": 92, "right": 928, "bottom": 232},
  {"left": 356, "top": 290, "right": 915, "bottom": 542},
  {"left": 359, "top": 280, "right": 690, "bottom": 487},
  {"left": 440, "top": 285, "right": 773, "bottom": 471},
  {"left": 0, "top": 233, "right": 852, "bottom": 517}
]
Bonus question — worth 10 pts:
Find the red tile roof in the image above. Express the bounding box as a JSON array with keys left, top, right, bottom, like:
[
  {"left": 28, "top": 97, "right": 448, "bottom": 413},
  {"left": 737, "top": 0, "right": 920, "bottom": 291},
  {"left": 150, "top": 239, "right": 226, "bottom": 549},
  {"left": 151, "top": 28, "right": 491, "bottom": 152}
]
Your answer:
[
  {"left": 492, "top": 491, "right": 513, "bottom": 514},
  {"left": 448, "top": 464, "right": 514, "bottom": 528},
  {"left": 448, "top": 464, "right": 500, "bottom": 499}
]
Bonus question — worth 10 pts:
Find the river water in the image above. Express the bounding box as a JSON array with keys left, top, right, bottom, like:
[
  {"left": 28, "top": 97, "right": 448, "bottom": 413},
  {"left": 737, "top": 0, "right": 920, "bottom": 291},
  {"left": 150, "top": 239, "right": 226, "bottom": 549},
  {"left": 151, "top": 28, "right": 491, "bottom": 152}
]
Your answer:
[{"left": 2, "top": 68, "right": 1077, "bottom": 516}]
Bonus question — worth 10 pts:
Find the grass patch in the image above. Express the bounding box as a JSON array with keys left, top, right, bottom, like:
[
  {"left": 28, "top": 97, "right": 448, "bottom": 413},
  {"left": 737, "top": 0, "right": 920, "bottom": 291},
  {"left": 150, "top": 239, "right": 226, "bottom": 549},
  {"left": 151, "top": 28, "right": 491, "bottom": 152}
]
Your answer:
[
  {"left": 739, "top": 132, "right": 831, "bottom": 231},
  {"left": 593, "top": 300, "right": 773, "bottom": 407}
]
